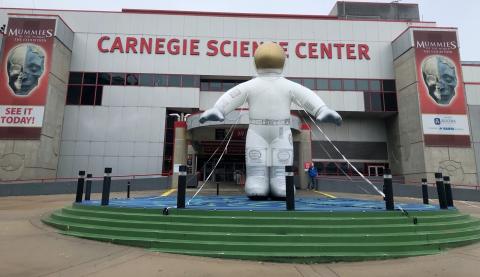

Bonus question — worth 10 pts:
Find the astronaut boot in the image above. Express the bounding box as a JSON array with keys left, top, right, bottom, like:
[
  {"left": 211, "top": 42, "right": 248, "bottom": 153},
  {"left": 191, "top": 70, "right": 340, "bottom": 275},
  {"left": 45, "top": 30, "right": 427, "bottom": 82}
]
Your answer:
[
  {"left": 245, "top": 166, "right": 269, "bottom": 200},
  {"left": 269, "top": 166, "right": 294, "bottom": 200}
]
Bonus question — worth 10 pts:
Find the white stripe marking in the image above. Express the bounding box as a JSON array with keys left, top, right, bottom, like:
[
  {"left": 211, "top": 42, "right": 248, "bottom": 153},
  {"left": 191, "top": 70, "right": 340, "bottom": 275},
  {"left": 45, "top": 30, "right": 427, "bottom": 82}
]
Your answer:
[{"left": 460, "top": 201, "right": 480, "bottom": 209}]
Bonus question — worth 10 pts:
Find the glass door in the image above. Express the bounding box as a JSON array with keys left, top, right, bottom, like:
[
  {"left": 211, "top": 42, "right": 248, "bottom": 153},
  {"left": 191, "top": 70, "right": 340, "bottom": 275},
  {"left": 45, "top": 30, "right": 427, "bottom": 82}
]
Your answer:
[{"left": 368, "top": 165, "right": 385, "bottom": 176}]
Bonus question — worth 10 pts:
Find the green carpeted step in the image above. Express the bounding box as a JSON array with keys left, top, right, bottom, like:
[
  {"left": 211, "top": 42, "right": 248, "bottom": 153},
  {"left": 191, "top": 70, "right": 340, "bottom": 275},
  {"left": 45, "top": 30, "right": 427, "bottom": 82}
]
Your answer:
[
  {"left": 49, "top": 226, "right": 480, "bottom": 254},
  {"left": 49, "top": 211, "right": 480, "bottom": 234},
  {"left": 72, "top": 204, "right": 457, "bottom": 218},
  {"left": 43, "top": 205, "right": 480, "bottom": 262},
  {"left": 60, "top": 207, "right": 471, "bottom": 225},
  {"left": 148, "top": 247, "right": 441, "bottom": 262},
  {"left": 43, "top": 217, "right": 480, "bottom": 244}
]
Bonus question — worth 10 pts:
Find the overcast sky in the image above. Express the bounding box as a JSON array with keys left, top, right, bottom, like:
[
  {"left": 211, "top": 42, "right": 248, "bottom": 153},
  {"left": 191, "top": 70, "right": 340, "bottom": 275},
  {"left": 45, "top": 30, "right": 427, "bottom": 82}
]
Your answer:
[{"left": 1, "top": 0, "right": 478, "bottom": 61}]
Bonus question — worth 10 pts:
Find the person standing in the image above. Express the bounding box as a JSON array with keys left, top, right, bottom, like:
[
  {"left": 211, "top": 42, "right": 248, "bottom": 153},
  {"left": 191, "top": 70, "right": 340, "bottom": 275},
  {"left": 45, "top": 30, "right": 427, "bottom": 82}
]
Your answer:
[{"left": 308, "top": 164, "right": 318, "bottom": 190}]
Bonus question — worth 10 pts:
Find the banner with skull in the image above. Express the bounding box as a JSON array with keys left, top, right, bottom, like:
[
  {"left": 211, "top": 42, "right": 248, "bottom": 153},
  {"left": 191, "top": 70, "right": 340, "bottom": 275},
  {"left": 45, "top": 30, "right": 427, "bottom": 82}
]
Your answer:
[
  {"left": 0, "top": 17, "right": 56, "bottom": 139},
  {"left": 414, "top": 30, "right": 471, "bottom": 147}
]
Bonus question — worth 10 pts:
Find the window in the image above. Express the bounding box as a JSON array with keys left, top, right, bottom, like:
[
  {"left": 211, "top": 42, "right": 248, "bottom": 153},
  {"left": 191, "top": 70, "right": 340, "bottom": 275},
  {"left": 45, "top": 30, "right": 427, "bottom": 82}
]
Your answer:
[
  {"left": 370, "top": 92, "right": 383, "bottom": 111},
  {"left": 215, "top": 129, "right": 226, "bottom": 140},
  {"left": 97, "top": 73, "right": 111, "bottom": 85},
  {"left": 209, "top": 81, "right": 222, "bottom": 91},
  {"left": 350, "top": 162, "right": 364, "bottom": 176},
  {"left": 303, "top": 79, "right": 315, "bottom": 90},
  {"left": 290, "top": 78, "right": 302, "bottom": 85},
  {"left": 223, "top": 81, "right": 236, "bottom": 91},
  {"left": 316, "top": 79, "right": 328, "bottom": 90},
  {"left": 316, "top": 162, "right": 325, "bottom": 174},
  {"left": 154, "top": 74, "right": 168, "bottom": 86},
  {"left": 139, "top": 74, "right": 154, "bottom": 86},
  {"left": 66, "top": 85, "right": 81, "bottom": 105},
  {"left": 356, "top": 79, "right": 369, "bottom": 91},
  {"left": 370, "top": 80, "right": 381, "bottom": 91},
  {"left": 126, "top": 73, "right": 139, "bottom": 85},
  {"left": 384, "top": 92, "right": 397, "bottom": 111},
  {"left": 69, "top": 72, "right": 83, "bottom": 84},
  {"left": 95, "top": 86, "right": 103, "bottom": 105},
  {"left": 81, "top": 86, "right": 95, "bottom": 105},
  {"left": 66, "top": 71, "right": 399, "bottom": 110},
  {"left": 168, "top": 75, "right": 181, "bottom": 87},
  {"left": 83, "top": 73, "right": 97, "bottom": 85},
  {"left": 111, "top": 73, "right": 125, "bottom": 85},
  {"left": 326, "top": 162, "right": 337, "bottom": 174},
  {"left": 182, "top": 75, "right": 197, "bottom": 87},
  {"left": 199, "top": 79, "right": 247, "bottom": 91},
  {"left": 329, "top": 79, "right": 342, "bottom": 90},
  {"left": 382, "top": 80, "right": 396, "bottom": 91},
  {"left": 200, "top": 81, "right": 209, "bottom": 91},
  {"left": 343, "top": 79, "right": 355, "bottom": 91},
  {"left": 365, "top": 92, "right": 384, "bottom": 112}
]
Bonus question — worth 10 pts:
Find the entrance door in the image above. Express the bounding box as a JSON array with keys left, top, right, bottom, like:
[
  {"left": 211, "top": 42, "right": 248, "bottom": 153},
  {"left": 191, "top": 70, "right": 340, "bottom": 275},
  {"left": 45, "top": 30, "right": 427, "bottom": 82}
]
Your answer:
[
  {"left": 368, "top": 165, "right": 385, "bottom": 176},
  {"left": 202, "top": 160, "right": 245, "bottom": 183}
]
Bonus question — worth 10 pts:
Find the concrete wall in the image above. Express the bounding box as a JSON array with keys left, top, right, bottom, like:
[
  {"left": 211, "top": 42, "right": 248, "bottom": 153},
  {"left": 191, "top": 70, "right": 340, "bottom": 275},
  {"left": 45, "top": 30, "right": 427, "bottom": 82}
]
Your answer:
[
  {"left": 58, "top": 105, "right": 167, "bottom": 178},
  {"left": 0, "top": 176, "right": 170, "bottom": 197},
  {"left": 310, "top": 117, "right": 387, "bottom": 142},
  {"left": 0, "top": 38, "right": 72, "bottom": 181},
  {"left": 388, "top": 47, "right": 425, "bottom": 181},
  {"left": 463, "top": 64, "right": 480, "bottom": 185}
]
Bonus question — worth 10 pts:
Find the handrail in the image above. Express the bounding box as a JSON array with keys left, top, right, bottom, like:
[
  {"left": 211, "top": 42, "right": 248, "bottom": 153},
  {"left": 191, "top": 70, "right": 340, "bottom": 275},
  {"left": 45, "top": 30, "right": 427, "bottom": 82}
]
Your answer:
[
  {"left": 0, "top": 172, "right": 169, "bottom": 185},
  {"left": 315, "top": 175, "right": 480, "bottom": 190}
]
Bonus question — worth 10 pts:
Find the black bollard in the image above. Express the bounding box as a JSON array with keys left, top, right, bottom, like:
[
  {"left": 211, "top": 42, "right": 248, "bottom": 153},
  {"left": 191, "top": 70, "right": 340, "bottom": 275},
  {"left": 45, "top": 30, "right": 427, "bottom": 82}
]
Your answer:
[
  {"left": 85, "top": 173, "right": 92, "bottom": 201},
  {"left": 127, "top": 181, "right": 131, "bottom": 199},
  {"left": 444, "top": 176, "right": 454, "bottom": 207},
  {"left": 435, "top": 172, "right": 448, "bottom": 209},
  {"left": 285, "top": 165, "right": 295, "bottom": 211},
  {"left": 216, "top": 182, "right": 219, "bottom": 196},
  {"left": 421, "top": 178, "right": 429, "bottom": 205},
  {"left": 383, "top": 168, "right": 394, "bottom": 211},
  {"left": 75, "top": 170, "right": 86, "bottom": 203},
  {"left": 101, "top": 167, "right": 112, "bottom": 206},
  {"left": 177, "top": 165, "right": 187, "bottom": 209}
]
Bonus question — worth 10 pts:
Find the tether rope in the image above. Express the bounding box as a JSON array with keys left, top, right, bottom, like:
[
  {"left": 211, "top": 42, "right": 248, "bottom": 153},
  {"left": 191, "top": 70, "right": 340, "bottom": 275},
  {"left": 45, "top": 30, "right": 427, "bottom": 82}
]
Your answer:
[
  {"left": 186, "top": 91, "right": 249, "bottom": 206},
  {"left": 291, "top": 93, "right": 385, "bottom": 198},
  {"left": 293, "top": 93, "right": 414, "bottom": 218}
]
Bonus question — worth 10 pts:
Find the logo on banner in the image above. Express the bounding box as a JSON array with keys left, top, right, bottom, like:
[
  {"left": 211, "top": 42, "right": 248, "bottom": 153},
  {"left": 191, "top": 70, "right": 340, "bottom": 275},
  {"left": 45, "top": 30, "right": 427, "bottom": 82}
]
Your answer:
[
  {"left": 6, "top": 43, "right": 46, "bottom": 96},
  {"left": 421, "top": 55, "right": 458, "bottom": 106},
  {"left": 434, "top": 118, "right": 441, "bottom": 125}
]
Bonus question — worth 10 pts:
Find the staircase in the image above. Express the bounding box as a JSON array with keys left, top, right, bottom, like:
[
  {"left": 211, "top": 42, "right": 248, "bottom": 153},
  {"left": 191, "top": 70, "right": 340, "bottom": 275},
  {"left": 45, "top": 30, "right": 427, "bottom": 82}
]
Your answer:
[{"left": 43, "top": 204, "right": 480, "bottom": 263}]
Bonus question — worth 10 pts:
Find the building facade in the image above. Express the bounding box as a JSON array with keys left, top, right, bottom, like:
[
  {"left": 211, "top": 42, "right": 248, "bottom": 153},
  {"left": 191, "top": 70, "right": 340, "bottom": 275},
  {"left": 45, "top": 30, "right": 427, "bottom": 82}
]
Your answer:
[{"left": 0, "top": 2, "right": 478, "bottom": 188}]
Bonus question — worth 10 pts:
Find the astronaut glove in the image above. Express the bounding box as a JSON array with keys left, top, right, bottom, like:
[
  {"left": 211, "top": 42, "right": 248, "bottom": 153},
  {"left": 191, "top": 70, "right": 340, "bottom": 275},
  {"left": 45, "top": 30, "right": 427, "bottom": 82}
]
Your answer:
[
  {"left": 315, "top": 106, "right": 342, "bottom": 126},
  {"left": 199, "top": 107, "right": 225, "bottom": 124}
]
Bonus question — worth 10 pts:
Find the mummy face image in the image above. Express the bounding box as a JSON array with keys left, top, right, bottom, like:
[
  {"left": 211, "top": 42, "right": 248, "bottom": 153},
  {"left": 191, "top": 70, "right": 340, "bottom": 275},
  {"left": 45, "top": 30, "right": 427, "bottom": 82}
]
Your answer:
[
  {"left": 421, "top": 55, "right": 457, "bottom": 105},
  {"left": 7, "top": 44, "right": 46, "bottom": 96}
]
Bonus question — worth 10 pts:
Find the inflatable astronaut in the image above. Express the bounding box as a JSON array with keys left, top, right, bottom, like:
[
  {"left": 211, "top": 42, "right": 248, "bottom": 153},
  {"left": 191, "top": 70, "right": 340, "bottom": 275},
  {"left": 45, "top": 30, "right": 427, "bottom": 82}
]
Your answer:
[{"left": 200, "top": 42, "right": 342, "bottom": 199}]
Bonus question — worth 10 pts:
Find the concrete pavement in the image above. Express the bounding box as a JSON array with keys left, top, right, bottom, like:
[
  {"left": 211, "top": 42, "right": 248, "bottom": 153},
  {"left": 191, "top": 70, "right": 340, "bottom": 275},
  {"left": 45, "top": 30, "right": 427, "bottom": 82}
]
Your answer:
[{"left": 1, "top": 190, "right": 480, "bottom": 277}]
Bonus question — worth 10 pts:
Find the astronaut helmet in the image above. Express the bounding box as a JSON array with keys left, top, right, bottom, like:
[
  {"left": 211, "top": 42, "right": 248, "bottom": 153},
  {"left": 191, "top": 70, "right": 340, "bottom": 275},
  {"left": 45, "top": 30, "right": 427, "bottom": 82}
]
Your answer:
[
  {"left": 254, "top": 42, "right": 286, "bottom": 71},
  {"left": 7, "top": 43, "right": 46, "bottom": 96},
  {"left": 421, "top": 55, "right": 457, "bottom": 105}
]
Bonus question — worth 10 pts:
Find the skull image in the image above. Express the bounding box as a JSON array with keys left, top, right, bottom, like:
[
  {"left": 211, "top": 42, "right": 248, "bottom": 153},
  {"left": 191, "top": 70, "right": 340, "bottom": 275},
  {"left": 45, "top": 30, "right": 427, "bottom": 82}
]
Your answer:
[
  {"left": 421, "top": 55, "right": 457, "bottom": 105},
  {"left": 6, "top": 43, "right": 46, "bottom": 96}
]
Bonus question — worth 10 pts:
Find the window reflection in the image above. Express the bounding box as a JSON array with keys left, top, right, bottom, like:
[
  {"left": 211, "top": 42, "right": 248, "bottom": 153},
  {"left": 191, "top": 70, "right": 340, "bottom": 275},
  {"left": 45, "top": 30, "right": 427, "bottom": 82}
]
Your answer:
[{"left": 67, "top": 72, "right": 398, "bottom": 111}]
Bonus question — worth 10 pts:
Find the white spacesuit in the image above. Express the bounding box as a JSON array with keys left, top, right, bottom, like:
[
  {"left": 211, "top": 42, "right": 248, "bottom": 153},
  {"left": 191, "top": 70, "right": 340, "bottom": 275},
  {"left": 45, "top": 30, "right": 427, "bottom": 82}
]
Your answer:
[{"left": 200, "top": 42, "right": 341, "bottom": 199}]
